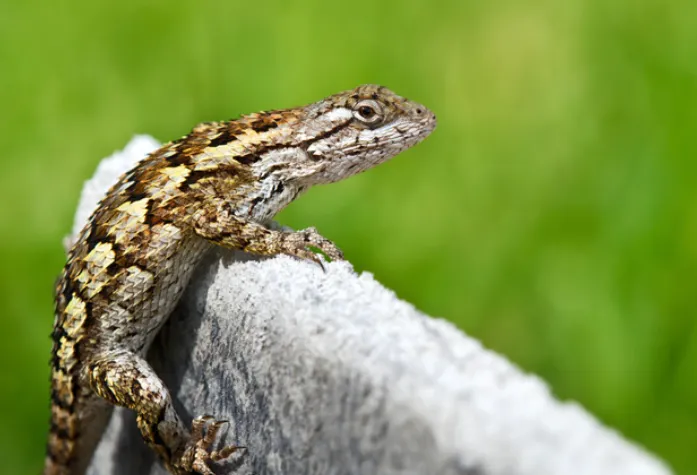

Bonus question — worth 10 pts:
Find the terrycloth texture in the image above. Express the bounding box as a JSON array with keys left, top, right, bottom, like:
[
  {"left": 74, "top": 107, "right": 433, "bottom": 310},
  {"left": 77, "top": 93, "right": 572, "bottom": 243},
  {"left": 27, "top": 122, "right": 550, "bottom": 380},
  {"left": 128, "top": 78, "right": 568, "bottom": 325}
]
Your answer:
[{"left": 82, "top": 136, "right": 671, "bottom": 475}]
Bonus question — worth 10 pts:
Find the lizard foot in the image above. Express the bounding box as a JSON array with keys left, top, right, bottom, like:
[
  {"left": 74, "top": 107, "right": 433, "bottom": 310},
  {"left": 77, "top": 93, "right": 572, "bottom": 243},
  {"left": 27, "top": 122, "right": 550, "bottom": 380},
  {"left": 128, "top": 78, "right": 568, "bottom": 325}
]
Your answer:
[
  {"left": 281, "top": 227, "right": 345, "bottom": 268},
  {"left": 178, "top": 415, "right": 244, "bottom": 475}
]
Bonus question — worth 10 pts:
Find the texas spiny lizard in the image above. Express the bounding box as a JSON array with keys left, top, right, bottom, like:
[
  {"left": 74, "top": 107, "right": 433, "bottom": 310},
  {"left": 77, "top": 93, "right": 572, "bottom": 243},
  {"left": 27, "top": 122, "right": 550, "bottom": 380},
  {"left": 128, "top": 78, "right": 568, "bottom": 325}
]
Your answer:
[{"left": 46, "top": 85, "right": 436, "bottom": 475}]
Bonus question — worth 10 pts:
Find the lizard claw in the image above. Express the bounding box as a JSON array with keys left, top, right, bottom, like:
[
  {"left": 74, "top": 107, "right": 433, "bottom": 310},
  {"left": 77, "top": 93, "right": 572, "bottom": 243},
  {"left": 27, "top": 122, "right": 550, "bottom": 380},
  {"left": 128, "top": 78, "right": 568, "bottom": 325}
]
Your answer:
[
  {"left": 278, "top": 227, "right": 344, "bottom": 271},
  {"left": 177, "top": 415, "right": 243, "bottom": 475},
  {"left": 296, "top": 227, "right": 345, "bottom": 261},
  {"left": 285, "top": 247, "right": 327, "bottom": 272}
]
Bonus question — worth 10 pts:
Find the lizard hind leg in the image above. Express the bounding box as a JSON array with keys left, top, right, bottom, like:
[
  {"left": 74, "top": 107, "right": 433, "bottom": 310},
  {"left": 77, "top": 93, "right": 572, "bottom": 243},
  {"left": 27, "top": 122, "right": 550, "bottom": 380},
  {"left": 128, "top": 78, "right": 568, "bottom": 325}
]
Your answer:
[{"left": 88, "top": 350, "right": 240, "bottom": 475}]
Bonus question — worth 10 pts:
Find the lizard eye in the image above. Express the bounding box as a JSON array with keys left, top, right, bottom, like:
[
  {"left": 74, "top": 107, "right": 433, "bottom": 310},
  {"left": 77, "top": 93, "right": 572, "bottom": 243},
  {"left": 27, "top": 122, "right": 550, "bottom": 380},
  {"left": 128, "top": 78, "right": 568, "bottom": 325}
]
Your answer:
[{"left": 353, "top": 100, "right": 382, "bottom": 124}]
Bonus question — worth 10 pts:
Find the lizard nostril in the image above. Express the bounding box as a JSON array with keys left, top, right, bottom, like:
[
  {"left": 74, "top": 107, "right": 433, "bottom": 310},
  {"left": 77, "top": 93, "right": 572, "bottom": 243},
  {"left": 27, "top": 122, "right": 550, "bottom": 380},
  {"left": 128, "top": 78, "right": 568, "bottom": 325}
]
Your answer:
[{"left": 416, "top": 108, "right": 423, "bottom": 115}]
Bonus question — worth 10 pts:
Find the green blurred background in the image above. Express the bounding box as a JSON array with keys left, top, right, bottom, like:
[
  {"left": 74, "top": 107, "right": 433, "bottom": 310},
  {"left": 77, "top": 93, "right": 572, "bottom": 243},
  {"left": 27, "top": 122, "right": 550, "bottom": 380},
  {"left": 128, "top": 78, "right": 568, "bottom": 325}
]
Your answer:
[{"left": 1, "top": 0, "right": 695, "bottom": 473}]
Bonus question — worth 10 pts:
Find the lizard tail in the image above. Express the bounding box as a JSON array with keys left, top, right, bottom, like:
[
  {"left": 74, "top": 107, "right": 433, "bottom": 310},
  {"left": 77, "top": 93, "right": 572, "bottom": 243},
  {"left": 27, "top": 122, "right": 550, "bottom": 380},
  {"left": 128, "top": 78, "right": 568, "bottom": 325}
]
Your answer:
[
  {"left": 44, "top": 358, "right": 112, "bottom": 475},
  {"left": 45, "top": 304, "right": 110, "bottom": 475},
  {"left": 44, "top": 312, "right": 84, "bottom": 475},
  {"left": 44, "top": 369, "right": 81, "bottom": 475}
]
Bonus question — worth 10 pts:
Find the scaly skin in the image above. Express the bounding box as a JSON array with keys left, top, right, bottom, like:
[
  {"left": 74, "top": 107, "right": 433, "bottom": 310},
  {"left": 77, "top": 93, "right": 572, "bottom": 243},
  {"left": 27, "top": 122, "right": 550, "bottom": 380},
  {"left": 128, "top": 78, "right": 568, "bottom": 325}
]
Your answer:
[{"left": 45, "top": 84, "right": 437, "bottom": 475}]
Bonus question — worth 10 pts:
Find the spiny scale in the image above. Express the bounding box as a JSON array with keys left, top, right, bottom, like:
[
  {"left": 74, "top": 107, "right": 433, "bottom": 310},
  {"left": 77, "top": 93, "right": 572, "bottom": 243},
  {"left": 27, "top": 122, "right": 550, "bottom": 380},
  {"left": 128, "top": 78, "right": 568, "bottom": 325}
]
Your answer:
[{"left": 46, "top": 84, "right": 436, "bottom": 475}]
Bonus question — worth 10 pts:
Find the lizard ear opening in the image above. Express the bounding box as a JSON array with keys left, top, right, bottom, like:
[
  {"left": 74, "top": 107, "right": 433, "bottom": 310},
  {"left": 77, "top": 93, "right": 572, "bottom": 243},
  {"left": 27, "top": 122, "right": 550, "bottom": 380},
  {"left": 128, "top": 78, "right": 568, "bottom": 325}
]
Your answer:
[{"left": 353, "top": 100, "right": 383, "bottom": 125}]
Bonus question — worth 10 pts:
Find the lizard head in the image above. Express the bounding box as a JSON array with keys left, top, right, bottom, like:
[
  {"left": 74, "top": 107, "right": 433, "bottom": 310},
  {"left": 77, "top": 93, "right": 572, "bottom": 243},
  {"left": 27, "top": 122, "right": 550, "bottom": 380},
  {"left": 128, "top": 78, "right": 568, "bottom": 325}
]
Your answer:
[{"left": 297, "top": 84, "right": 437, "bottom": 185}]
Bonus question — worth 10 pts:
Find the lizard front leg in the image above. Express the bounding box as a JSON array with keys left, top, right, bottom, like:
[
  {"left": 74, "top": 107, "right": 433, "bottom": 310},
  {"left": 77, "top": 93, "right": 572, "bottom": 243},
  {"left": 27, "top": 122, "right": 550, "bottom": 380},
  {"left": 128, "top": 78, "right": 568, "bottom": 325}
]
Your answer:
[
  {"left": 88, "top": 350, "right": 240, "bottom": 475},
  {"left": 190, "top": 207, "right": 344, "bottom": 265}
]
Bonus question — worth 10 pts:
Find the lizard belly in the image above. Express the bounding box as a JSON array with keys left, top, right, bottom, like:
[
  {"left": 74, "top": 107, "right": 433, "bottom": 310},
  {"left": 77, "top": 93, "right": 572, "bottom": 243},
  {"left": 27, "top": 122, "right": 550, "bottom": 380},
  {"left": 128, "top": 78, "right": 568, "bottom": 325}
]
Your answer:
[{"left": 96, "top": 232, "right": 212, "bottom": 355}]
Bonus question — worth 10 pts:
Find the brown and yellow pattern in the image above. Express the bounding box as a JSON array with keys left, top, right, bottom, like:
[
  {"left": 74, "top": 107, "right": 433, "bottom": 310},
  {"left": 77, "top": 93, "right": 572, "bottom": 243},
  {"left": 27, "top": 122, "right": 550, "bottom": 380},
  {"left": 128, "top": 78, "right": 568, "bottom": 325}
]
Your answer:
[{"left": 46, "top": 85, "right": 436, "bottom": 475}]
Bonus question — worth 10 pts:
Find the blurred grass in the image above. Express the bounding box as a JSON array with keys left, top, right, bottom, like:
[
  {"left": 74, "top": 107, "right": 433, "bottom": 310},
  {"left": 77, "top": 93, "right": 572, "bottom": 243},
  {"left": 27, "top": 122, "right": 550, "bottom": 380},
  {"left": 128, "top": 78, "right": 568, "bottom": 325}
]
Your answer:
[{"left": 1, "top": 0, "right": 696, "bottom": 473}]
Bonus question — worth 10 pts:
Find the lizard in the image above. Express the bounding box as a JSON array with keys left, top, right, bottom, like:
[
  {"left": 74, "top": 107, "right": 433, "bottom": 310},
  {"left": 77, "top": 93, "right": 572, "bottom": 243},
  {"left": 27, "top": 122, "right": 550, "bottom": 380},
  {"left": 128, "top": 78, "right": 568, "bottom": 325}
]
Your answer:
[{"left": 45, "top": 84, "right": 437, "bottom": 475}]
